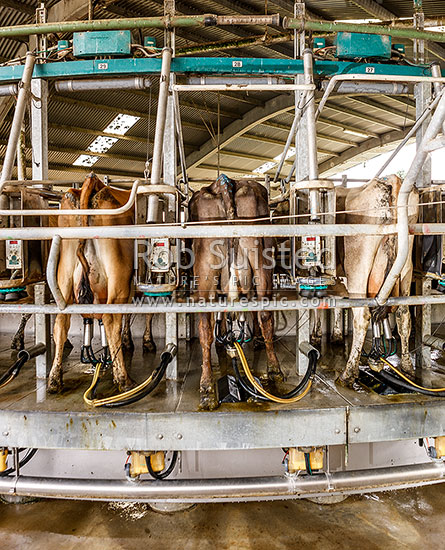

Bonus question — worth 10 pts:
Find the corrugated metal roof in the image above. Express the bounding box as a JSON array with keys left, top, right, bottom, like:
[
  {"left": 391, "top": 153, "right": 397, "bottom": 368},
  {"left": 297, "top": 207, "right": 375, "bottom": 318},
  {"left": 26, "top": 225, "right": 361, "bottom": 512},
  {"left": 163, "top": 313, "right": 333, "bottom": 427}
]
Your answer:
[{"left": 0, "top": 0, "right": 444, "bottom": 180}]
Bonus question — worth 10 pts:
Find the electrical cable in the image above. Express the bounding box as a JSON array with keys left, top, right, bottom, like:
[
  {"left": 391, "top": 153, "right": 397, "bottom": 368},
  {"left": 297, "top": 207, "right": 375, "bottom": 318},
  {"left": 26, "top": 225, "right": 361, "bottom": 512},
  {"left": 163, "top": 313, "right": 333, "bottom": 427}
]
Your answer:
[
  {"left": 83, "top": 345, "right": 176, "bottom": 407},
  {"left": 146, "top": 451, "right": 179, "bottom": 480}
]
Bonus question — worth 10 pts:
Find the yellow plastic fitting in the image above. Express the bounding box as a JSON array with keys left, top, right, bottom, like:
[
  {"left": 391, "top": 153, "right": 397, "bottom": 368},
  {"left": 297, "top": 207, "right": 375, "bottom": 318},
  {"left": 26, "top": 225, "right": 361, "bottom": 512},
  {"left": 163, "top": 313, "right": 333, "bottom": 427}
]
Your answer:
[
  {"left": 435, "top": 436, "right": 445, "bottom": 458},
  {"left": 150, "top": 451, "right": 165, "bottom": 473},
  {"left": 0, "top": 448, "right": 7, "bottom": 472}
]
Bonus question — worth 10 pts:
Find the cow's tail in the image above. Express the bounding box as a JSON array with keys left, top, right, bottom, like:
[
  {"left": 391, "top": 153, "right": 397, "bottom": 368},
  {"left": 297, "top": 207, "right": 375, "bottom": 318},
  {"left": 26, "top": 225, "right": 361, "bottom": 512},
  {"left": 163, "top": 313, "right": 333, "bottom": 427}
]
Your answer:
[{"left": 76, "top": 173, "right": 102, "bottom": 304}]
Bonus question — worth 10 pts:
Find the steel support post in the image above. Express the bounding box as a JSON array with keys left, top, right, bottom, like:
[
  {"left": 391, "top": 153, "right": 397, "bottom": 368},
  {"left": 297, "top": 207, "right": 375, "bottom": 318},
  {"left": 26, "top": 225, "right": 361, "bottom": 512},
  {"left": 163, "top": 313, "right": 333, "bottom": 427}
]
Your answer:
[
  {"left": 295, "top": 71, "right": 310, "bottom": 376},
  {"left": 31, "top": 78, "right": 50, "bottom": 378},
  {"left": 415, "top": 78, "right": 432, "bottom": 370},
  {"left": 416, "top": 277, "right": 432, "bottom": 370},
  {"left": 164, "top": 91, "right": 178, "bottom": 380}
]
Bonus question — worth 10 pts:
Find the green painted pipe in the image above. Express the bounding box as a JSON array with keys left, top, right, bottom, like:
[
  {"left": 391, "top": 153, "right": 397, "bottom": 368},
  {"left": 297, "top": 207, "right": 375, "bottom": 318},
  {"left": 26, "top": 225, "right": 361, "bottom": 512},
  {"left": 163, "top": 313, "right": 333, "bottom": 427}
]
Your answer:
[
  {"left": 0, "top": 15, "right": 217, "bottom": 39},
  {"left": 283, "top": 17, "right": 445, "bottom": 43}
]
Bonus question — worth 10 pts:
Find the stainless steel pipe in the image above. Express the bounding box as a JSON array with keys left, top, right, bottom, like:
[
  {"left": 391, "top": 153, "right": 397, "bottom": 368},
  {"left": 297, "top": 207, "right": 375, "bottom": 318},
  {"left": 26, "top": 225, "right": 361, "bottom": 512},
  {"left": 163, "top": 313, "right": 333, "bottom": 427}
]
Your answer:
[
  {"left": 303, "top": 49, "right": 320, "bottom": 221},
  {"left": 7, "top": 293, "right": 445, "bottom": 315},
  {"left": 377, "top": 90, "right": 445, "bottom": 303},
  {"left": 0, "top": 83, "right": 18, "bottom": 97},
  {"left": 0, "top": 462, "right": 444, "bottom": 502},
  {"left": 0, "top": 53, "right": 35, "bottom": 193},
  {"left": 55, "top": 77, "right": 152, "bottom": 93},
  {"left": 147, "top": 47, "right": 172, "bottom": 224}
]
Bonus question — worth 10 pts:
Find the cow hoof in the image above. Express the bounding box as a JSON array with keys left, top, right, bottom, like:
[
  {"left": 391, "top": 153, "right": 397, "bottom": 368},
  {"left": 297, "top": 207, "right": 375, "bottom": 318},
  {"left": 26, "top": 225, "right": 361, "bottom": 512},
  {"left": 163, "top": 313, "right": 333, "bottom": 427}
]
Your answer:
[
  {"left": 336, "top": 372, "right": 356, "bottom": 388},
  {"left": 143, "top": 340, "right": 157, "bottom": 354},
  {"left": 47, "top": 378, "right": 63, "bottom": 394},
  {"left": 253, "top": 336, "right": 266, "bottom": 351},
  {"left": 199, "top": 386, "right": 218, "bottom": 411},
  {"left": 267, "top": 364, "right": 285, "bottom": 383},
  {"left": 115, "top": 377, "right": 136, "bottom": 392},
  {"left": 122, "top": 339, "right": 135, "bottom": 353},
  {"left": 331, "top": 334, "right": 344, "bottom": 345},
  {"left": 400, "top": 357, "right": 415, "bottom": 378}
]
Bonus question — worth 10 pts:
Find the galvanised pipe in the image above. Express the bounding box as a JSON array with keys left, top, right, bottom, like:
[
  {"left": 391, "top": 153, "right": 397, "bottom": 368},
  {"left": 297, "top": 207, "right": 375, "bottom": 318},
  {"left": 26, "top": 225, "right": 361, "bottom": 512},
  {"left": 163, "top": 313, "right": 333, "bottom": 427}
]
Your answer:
[
  {"left": 322, "top": 81, "right": 409, "bottom": 95},
  {"left": 0, "top": 14, "right": 281, "bottom": 39},
  {"left": 0, "top": 53, "right": 35, "bottom": 193},
  {"left": 377, "top": 91, "right": 445, "bottom": 303},
  {"left": 0, "top": 223, "right": 398, "bottom": 240},
  {"left": 146, "top": 47, "right": 172, "bottom": 224},
  {"left": 283, "top": 17, "right": 445, "bottom": 43},
  {"left": 46, "top": 235, "right": 66, "bottom": 310},
  {"left": 172, "top": 83, "right": 314, "bottom": 92},
  {"left": 0, "top": 83, "right": 18, "bottom": 96},
  {"left": 55, "top": 77, "right": 152, "bottom": 93},
  {"left": 8, "top": 293, "right": 445, "bottom": 315},
  {"left": 1, "top": 222, "right": 445, "bottom": 241},
  {"left": 0, "top": 462, "right": 444, "bottom": 502},
  {"left": 303, "top": 49, "right": 320, "bottom": 221},
  {"left": 0, "top": 178, "right": 142, "bottom": 216}
]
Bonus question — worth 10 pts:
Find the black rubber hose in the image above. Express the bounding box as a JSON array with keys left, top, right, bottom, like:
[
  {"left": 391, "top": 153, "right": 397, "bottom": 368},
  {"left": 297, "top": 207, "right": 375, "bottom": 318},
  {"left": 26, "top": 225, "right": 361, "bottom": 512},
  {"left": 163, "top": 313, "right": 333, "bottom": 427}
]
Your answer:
[
  {"left": 0, "top": 354, "right": 28, "bottom": 387},
  {"left": 0, "top": 448, "right": 38, "bottom": 477},
  {"left": 378, "top": 369, "right": 445, "bottom": 397},
  {"left": 231, "top": 357, "right": 268, "bottom": 402},
  {"left": 232, "top": 350, "right": 318, "bottom": 402},
  {"left": 146, "top": 451, "right": 179, "bottom": 480},
  {"left": 102, "top": 355, "right": 172, "bottom": 408}
]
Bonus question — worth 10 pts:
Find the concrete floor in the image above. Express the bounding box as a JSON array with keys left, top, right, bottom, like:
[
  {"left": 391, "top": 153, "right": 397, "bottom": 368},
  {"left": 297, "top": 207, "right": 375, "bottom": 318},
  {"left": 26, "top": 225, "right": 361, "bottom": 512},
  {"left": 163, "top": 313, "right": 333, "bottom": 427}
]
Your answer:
[{"left": 0, "top": 486, "right": 444, "bottom": 549}]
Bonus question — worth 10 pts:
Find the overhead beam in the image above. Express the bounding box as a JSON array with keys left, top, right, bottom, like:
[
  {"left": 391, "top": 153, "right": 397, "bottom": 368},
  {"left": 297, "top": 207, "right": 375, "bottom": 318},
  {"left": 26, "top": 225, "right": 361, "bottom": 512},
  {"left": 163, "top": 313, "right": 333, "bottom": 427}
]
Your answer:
[
  {"left": 51, "top": 94, "right": 208, "bottom": 131},
  {"left": 351, "top": 96, "right": 416, "bottom": 122},
  {"left": 185, "top": 93, "right": 295, "bottom": 169},
  {"left": 318, "top": 127, "right": 411, "bottom": 176},
  {"left": 242, "top": 132, "right": 339, "bottom": 156},
  {"left": 263, "top": 119, "right": 357, "bottom": 146},
  {"left": 0, "top": 0, "right": 35, "bottom": 15},
  {"left": 324, "top": 101, "right": 402, "bottom": 130}
]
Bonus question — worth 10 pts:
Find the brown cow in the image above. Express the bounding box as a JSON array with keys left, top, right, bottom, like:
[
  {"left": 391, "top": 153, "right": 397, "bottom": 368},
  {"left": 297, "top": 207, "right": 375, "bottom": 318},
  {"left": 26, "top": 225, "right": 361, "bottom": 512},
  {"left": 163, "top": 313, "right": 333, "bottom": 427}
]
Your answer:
[
  {"left": 310, "top": 175, "right": 419, "bottom": 386},
  {"left": 48, "top": 173, "right": 134, "bottom": 393},
  {"left": 189, "top": 175, "right": 282, "bottom": 410}
]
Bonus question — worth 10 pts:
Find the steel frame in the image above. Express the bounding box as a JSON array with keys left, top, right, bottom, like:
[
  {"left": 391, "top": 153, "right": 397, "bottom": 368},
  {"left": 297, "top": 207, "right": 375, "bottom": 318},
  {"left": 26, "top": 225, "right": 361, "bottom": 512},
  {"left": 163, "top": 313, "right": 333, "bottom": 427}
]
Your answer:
[{"left": 0, "top": 14, "right": 445, "bottom": 501}]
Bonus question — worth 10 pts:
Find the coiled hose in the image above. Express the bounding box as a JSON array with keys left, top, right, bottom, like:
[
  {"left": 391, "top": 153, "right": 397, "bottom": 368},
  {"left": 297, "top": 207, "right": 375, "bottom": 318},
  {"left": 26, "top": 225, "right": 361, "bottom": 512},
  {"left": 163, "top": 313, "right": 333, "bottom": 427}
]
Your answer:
[
  {"left": 233, "top": 342, "right": 317, "bottom": 404},
  {"left": 83, "top": 343, "right": 177, "bottom": 408}
]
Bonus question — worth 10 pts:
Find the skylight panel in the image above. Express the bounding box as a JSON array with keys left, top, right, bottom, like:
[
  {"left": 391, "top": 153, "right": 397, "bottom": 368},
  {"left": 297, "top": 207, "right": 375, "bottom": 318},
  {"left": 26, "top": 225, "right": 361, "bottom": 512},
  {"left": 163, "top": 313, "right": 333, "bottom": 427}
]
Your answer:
[
  {"left": 104, "top": 114, "right": 140, "bottom": 135},
  {"left": 73, "top": 154, "right": 99, "bottom": 167}
]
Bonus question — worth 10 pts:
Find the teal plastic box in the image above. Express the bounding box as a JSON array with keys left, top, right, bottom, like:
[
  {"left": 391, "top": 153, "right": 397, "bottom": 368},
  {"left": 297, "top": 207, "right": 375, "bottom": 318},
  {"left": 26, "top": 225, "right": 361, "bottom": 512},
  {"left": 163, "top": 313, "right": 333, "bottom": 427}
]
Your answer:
[
  {"left": 336, "top": 32, "right": 391, "bottom": 59},
  {"left": 73, "top": 31, "right": 131, "bottom": 58}
]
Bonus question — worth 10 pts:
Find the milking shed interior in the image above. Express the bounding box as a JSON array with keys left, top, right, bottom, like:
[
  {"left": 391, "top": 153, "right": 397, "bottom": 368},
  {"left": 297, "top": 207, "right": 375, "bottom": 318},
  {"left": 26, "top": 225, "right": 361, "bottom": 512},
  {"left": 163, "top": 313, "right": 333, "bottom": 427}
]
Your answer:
[{"left": 1, "top": 0, "right": 445, "bottom": 507}]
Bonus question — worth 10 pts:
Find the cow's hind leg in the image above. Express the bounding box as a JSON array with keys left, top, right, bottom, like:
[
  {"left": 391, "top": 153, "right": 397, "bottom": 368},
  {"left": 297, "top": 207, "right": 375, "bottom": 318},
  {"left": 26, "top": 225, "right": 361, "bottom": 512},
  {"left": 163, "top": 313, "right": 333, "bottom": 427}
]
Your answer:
[
  {"left": 337, "top": 307, "right": 370, "bottom": 387},
  {"left": 252, "top": 311, "right": 265, "bottom": 350},
  {"left": 143, "top": 313, "right": 156, "bottom": 354},
  {"left": 331, "top": 308, "right": 344, "bottom": 344},
  {"left": 11, "top": 313, "right": 31, "bottom": 351},
  {"left": 102, "top": 312, "right": 133, "bottom": 391},
  {"left": 121, "top": 314, "right": 135, "bottom": 353},
  {"left": 48, "top": 313, "right": 71, "bottom": 393},
  {"left": 395, "top": 305, "right": 414, "bottom": 377},
  {"left": 198, "top": 312, "right": 218, "bottom": 410}
]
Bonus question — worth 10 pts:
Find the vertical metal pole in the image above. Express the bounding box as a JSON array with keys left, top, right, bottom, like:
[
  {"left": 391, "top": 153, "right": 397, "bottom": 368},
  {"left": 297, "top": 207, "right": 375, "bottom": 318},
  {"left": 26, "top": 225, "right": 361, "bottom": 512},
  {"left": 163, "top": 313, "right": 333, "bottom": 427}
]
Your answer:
[
  {"left": 164, "top": 93, "right": 178, "bottom": 380},
  {"left": 0, "top": 53, "right": 35, "bottom": 192},
  {"left": 295, "top": 71, "right": 310, "bottom": 376},
  {"left": 34, "top": 282, "right": 50, "bottom": 379},
  {"left": 31, "top": 77, "right": 50, "bottom": 378},
  {"left": 413, "top": 0, "right": 432, "bottom": 369},
  {"left": 146, "top": 47, "right": 173, "bottom": 223}
]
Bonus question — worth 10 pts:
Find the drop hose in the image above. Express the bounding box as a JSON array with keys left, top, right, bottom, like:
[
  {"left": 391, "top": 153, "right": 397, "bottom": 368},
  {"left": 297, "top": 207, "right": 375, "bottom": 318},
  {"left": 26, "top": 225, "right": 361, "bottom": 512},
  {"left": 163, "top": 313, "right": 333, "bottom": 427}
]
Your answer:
[
  {"left": 83, "top": 343, "right": 177, "bottom": 408},
  {"left": 232, "top": 341, "right": 318, "bottom": 404},
  {"left": 0, "top": 343, "right": 46, "bottom": 390},
  {"left": 378, "top": 356, "right": 445, "bottom": 397}
]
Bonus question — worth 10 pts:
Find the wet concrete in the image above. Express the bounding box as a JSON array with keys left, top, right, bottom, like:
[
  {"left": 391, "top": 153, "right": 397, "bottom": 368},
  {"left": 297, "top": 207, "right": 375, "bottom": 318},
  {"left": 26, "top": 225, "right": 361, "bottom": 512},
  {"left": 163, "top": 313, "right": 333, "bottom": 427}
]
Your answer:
[{"left": 0, "top": 485, "right": 444, "bottom": 549}]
